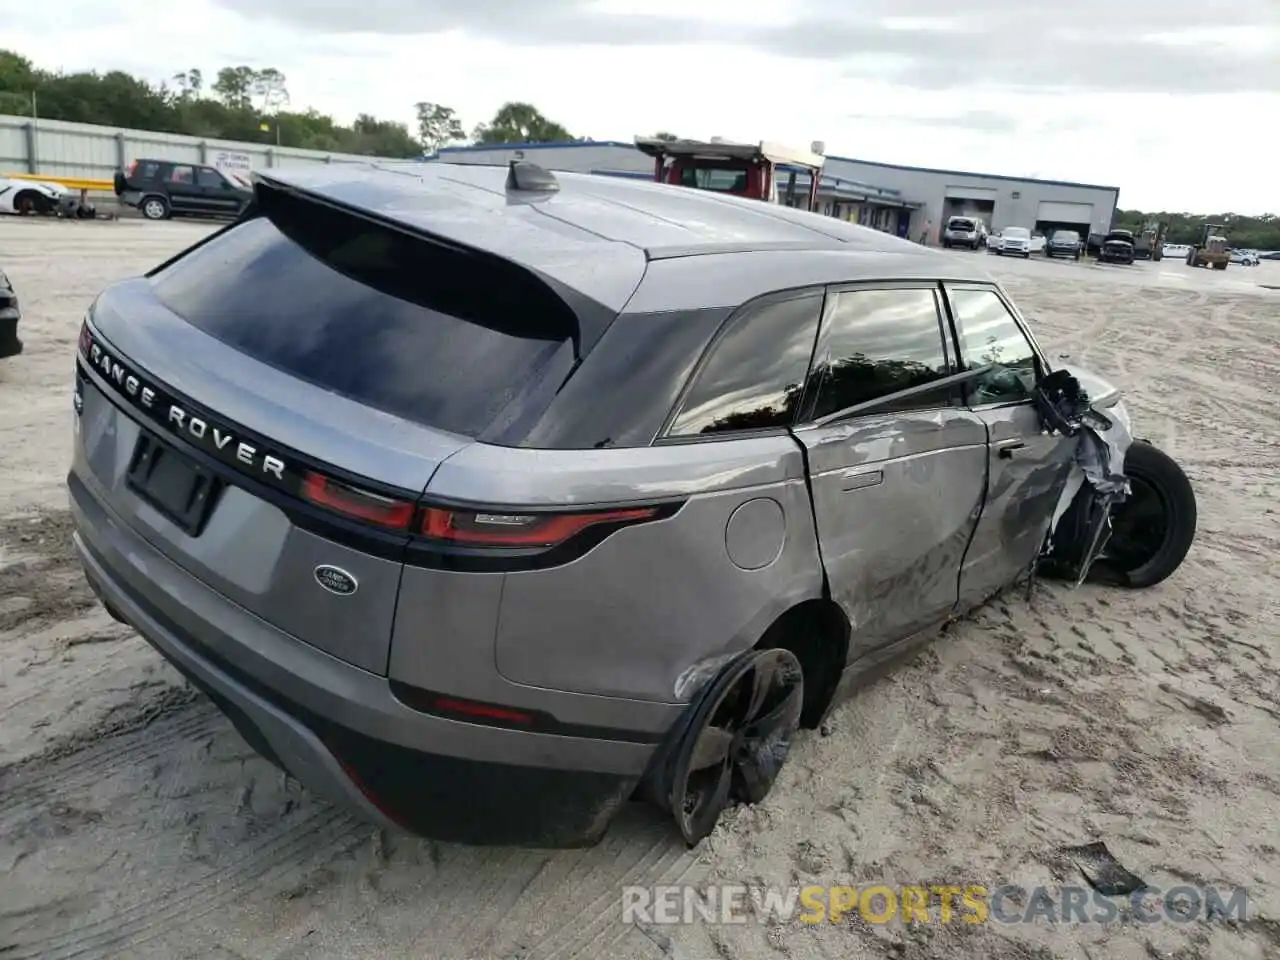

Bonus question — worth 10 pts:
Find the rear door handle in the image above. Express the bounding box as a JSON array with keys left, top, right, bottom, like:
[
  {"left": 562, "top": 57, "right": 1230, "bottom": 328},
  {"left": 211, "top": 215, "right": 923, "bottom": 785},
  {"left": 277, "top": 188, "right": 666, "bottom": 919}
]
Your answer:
[
  {"left": 996, "top": 439, "right": 1026, "bottom": 459},
  {"left": 841, "top": 469, "right": 884, "bottom": 491}
]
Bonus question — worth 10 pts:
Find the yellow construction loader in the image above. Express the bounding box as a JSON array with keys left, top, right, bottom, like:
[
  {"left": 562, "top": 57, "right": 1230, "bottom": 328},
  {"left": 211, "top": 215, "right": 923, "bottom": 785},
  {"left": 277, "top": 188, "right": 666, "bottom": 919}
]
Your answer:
[{"left": 1186, "top": 223, "right": 1230, "bottom": 270}]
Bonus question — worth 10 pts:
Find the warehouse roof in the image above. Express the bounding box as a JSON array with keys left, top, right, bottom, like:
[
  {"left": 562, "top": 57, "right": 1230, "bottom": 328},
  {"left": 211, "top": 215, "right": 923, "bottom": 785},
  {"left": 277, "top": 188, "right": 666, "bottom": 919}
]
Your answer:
[{"left": 432, "top": 140, "right": 1120, "bottom": 193}]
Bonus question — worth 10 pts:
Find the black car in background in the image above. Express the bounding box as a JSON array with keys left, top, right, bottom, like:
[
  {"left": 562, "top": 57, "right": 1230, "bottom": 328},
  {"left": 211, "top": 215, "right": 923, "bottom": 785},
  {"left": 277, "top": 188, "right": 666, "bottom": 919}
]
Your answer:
[
  {"left": 1045, "top": 230, "right": 1082, "bottom": 260},
  {"left": 114, "top": 159, "right": 253, "bottom": 221},
  {"left": 1, "top": 268, "right": 21, "bottom": 359},
  {"left": 1098, "top": 229, "right": 1136, "bottom": 265}
]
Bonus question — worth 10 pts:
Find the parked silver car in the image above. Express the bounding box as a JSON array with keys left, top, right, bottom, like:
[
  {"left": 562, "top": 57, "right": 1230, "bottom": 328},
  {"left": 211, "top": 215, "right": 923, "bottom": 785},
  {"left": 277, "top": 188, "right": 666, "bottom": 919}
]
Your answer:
[
  {"left": 941, "top": 215, "right": 987, "bottom": 250},
  {"left": 68, "top": 161, "right": 1197, "bottom": 848},
  {"left": 992, "top": 226, "right": 1033, "bottom": 257}
]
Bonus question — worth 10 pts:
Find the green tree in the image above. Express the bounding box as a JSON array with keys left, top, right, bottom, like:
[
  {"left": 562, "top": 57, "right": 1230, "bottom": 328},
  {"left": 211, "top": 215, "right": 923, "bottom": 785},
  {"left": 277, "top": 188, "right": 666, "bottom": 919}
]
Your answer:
[
  {"left": 0, "top": 50, "right": 36, "bottom": 94},
  {"left": 1114, "top": 209, "right": 1280, "bottom": 250},
  {"left": 251, "top": 68, "right": 289, "bottom": 113},
  {"left": 171, "top": 68, "right": 203, "bottom": 100},
  {"left": 350, "top": 113, "right": 420, "bottom": 156},
  {"left": 0, "top": 90, "right": 32, "bottom": 116},
  {"left": 415, "top": 101, "right": 465, "bottom": 154},
  {"left": 472, "top": 101, "right": 573, "bottom": 144},
  {"left": 211, "top": 65, "right": 257, "bottom": 110},
  {"left": 0, "top": 48, "right": 436, "bottom": 160}
]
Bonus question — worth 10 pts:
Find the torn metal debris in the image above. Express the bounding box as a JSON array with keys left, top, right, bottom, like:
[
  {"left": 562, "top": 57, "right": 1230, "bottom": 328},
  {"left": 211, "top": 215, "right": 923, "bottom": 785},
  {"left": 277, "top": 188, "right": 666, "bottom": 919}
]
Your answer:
[{"left": 1034, "top": 367, "right": 1134, "bottom": 585}]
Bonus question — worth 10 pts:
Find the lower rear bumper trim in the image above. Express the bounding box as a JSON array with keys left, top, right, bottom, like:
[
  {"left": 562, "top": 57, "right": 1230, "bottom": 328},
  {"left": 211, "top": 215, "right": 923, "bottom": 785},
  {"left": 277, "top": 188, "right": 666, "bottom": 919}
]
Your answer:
[{"left": 74, "top": 530, "right": 645, "bottom": 847}]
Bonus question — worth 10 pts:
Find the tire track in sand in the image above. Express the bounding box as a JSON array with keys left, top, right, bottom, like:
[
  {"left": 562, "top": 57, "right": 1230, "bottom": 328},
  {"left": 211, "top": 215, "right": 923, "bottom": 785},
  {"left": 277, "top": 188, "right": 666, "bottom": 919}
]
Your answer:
[
  {"left": 0, "top": 701, "right": 699, "bottom": 960},
  {"left": 0, "top": 704, "right": 371, "bottom": 959}
]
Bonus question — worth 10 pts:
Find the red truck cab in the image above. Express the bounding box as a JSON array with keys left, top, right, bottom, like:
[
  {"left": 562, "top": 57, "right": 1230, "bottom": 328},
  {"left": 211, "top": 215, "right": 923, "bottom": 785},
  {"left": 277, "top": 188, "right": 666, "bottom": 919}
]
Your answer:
[{"left": 634, "top": 137, "right": 826, "bottom": 211}]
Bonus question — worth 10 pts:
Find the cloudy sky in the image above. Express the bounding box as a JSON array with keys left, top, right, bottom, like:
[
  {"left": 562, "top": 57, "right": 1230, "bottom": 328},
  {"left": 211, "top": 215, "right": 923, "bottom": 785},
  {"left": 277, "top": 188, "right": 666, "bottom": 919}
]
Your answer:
[{"left": 6, "top": 0, "right": 1278, "bottom": 211}]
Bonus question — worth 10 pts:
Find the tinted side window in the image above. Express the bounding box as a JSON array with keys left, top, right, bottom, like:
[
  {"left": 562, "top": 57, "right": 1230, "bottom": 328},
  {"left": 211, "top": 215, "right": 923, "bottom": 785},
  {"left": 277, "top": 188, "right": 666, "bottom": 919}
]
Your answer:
[
  {"left": 196, "top": 167, "right": 226, "bottom": 188},
  {"left": 667, "top": 294, "right": 822, "bottom": 437},
  {"left": 811, "top": 287, "right": 950, "bottom": 419},
  {"left": 136, "top": 161, "right": 160, "bottom": 182},
  {"left": 167, "top": 165, "right": 194, "bottom": 184},
  {"left": 946, "top": 288, "right": 1039, "bottom": 404}
]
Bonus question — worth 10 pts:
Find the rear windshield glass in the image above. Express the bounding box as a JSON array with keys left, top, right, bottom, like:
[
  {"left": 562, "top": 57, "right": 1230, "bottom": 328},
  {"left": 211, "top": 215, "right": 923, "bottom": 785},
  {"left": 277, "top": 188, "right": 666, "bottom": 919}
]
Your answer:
[
  {"left": 148, "top": 192, "right": 572, "bottom": 437},
  {"left": 948, "top": 219, "right": 975, "bottom": 230},
  {"left": 678, "top": 167, "right": 749, "bottom": 192}
]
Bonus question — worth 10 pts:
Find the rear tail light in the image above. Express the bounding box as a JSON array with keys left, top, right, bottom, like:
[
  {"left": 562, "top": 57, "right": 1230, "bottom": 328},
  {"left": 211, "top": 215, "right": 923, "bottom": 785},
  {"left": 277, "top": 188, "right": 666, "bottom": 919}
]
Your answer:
[
  {"left": 301, "top": 471, "right": 415, "bottom": 530},
  {"left": 420, "top": 505, "right": 659, "bottom": 548},
  {"left": 298, "top": 467, "right": 663, "bottom": 549}
]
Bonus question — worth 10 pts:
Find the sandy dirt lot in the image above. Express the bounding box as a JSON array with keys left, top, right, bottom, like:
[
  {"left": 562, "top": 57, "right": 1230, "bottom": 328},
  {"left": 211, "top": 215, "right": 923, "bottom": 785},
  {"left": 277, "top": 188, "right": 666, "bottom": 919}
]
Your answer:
[{"left": 1, "top": 218, "right": 1279, "bottom": 959}]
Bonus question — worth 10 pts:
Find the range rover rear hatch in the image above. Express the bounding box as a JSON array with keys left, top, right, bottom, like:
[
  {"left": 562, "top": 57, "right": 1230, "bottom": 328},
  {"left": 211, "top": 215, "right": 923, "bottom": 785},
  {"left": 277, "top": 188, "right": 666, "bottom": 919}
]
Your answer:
[{"left": 73, "top": 173, "right": 603, "bottom": 674}]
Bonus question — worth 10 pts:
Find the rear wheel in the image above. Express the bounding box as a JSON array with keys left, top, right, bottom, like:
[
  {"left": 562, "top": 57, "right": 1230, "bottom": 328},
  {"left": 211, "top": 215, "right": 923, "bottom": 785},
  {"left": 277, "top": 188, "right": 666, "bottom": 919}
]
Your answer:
[
  {"left": 1091, "top": 440, "right": 1196, "bottom": 589},
  {"left": 140, "top": 195, "right": 170, "bottom": 220},
  {"left": 14, "top": 190, "right": 50, "bottom": 216},
  {"left": 662, "top": 649, "right": 804, "bottom": 845}
]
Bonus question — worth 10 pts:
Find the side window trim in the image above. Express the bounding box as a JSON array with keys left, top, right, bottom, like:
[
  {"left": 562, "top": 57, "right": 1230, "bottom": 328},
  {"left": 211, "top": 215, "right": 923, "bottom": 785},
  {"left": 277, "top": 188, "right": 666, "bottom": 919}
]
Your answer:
[
  {"left": 656, "top": 286, "right": 826, "bottom": 444},
  {"left": 809, "top": 365, "right": 994, "bottom": 427},
  {"left": 794, "top": 279, "right": 958, "bottom": 428},
  {"left": 939, "top": 281, "right": 1047, "bottom": 410}
]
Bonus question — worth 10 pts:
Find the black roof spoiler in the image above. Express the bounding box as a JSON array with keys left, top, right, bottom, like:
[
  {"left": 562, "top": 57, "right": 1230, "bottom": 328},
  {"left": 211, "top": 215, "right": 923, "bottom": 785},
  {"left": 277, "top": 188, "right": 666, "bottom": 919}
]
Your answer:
[{"left": 248, "top": 172, "right": 609, "bottom": 359}]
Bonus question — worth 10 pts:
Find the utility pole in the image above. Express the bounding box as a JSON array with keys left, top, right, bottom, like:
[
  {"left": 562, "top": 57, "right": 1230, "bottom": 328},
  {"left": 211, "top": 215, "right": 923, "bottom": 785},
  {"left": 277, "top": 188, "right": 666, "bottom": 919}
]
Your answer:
[{"left": 28, "top": 89, "right": 39, "bottom": 174}]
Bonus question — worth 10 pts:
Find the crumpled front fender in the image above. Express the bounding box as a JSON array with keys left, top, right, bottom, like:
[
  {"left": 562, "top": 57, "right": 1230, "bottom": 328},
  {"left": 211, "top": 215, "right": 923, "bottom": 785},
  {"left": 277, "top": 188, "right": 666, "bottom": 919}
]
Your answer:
[{"left": 1036, "top": 367, "right": 1135, "bottom": 584}]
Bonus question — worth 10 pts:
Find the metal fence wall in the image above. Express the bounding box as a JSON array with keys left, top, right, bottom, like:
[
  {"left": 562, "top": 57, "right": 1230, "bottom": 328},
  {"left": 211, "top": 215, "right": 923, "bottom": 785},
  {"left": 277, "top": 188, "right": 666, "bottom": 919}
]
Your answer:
[{"left": 0, "top": 114, "right": 396, "bottom": 181}]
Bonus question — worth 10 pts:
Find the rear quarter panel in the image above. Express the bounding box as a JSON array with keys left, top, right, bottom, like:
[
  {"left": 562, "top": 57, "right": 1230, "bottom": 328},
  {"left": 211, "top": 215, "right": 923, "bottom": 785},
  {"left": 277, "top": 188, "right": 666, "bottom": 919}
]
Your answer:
[{"left": 389, "top": 435, "right": 826, "bottom": 704}]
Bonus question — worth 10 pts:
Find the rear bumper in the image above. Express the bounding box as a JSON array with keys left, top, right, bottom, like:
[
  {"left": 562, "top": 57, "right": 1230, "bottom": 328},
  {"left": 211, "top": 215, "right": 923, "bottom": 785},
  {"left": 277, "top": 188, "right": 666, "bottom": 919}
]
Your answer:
[{"left": 68, "top": 469, "right": 658, "bottom": 847}]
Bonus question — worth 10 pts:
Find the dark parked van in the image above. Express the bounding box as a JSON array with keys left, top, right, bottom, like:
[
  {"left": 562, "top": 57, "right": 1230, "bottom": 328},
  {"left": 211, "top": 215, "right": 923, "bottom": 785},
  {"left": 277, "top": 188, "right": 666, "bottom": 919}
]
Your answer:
[{"left": 114, "top": 159, "right": 253, "bottom": 221}]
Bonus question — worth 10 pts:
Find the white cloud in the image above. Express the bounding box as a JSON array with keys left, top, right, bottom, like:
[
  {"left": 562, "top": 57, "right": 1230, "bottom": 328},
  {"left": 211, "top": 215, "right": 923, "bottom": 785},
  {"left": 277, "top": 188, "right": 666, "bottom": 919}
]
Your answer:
[{"left": 4, "top": 0, "right": 1277, "bottom": 212}]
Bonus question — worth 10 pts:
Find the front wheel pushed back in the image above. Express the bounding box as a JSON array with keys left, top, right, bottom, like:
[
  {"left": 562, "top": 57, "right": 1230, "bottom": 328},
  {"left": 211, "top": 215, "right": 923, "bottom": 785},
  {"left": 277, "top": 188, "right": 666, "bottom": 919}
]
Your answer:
[
  {"left": 1092, "top": 439, "right": 1197, "bottom": 588},
  {"left": 1043, "top": 440, "right": 1197, "bottom": 590},
  {"left": 660, "top": 648, "right": 804, "bottom": 846}
]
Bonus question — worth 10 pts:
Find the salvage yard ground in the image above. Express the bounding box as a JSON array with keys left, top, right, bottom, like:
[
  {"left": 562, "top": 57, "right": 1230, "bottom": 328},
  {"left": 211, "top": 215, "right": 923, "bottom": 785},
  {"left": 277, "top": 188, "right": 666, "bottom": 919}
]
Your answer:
[{"left": 1, "top": 218, "right": 1279, "bottom": 960}]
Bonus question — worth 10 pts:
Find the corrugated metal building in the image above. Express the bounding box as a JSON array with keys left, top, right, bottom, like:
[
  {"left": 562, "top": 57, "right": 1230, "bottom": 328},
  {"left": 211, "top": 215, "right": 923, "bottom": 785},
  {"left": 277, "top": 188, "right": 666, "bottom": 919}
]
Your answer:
[
  {"left": 821, "top": 156, "right": 1120, "bottom": 242},
  {"left": 1, "top": 113, "right": 387, "bottom": 183},
  {"left": 434, "top": 140, "right": 1120, "bottom": 243}
]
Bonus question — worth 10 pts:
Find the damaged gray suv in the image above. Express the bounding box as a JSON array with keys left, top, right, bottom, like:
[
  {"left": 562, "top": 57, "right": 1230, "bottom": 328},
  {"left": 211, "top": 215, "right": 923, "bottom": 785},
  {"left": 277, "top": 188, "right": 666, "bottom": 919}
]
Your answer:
[{"left": 68, "top": 160, "right": 1197, "bottom": 848}]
